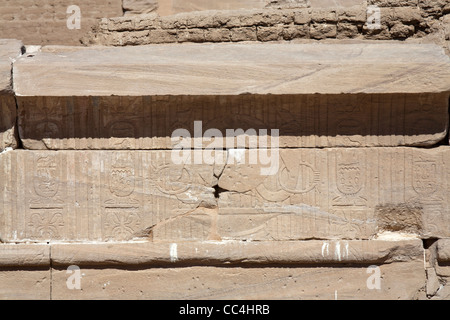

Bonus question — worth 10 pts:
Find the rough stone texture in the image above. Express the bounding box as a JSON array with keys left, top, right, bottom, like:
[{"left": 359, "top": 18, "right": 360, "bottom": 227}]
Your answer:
[
  {"left": 0, "top": 39, "right": 23, "bottom": 152},
  {"left": 0, "top": 0, "right": 123, "bottom": 45},
  {"left": 51, "top": 262, "right": 425, "bottom": 299},
  {"left": 13, "top": 43, "right": 450, "bottom": 149},
  {"left": 82, "top": 3, "right": 450, "bottom": 46},
  {"left": 1, "top": 148, "right": 450, "bottom": 242}
]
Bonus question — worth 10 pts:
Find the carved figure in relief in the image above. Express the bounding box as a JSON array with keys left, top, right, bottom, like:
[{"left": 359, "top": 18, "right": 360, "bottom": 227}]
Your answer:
[
  {"left": 109, "top": 153, "right": 135, "bottom": 197},
  {"left": 34, "top": 156, "right": 59, "bottom": 198}
]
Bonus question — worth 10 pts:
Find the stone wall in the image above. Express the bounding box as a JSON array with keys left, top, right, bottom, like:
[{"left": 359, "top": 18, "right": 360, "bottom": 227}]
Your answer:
[
  {"left": 1, "top": 38, "right": 450, "bottom": 299},
  {"left": 82, "top": 2, "right": 450, "bottom": 49},
  {"left": 1, "top": 0, "right": 450, "bottom": 302},
  {"left": 0, "top": 0, "right": 449, "bottom": 46}
]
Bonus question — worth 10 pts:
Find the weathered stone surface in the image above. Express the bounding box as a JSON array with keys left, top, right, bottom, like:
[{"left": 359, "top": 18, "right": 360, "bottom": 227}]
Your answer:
[
  {"left": 14, "top": 43, "right": 450, "bottom": 149},
  {"left": 0, "top": 269, "right": 51, "bottom": 300},
  {"left": 0, "top": 245, "right": 50, "bottom": 267},
  {"left": 51, "top": 262, "right": 425, "bottom": 299},
  {"left": 51, "top": 240, "right": 424, "bottom": 266},
  {"left": 157, "top": 0, "right": 270, "bottom": 16},
  {"left": 124, "top": 0, "right": 159, "bottom": 16},
  {"left": 218, "top": 147, "right": 450, "bottom": 240},
  {"left": 82, "top": 4, "right": 449, "bottom": 45},
  {"left": 15, "top": 43, "right": 450, "bottom": 95},
  {"left": 0, "top": 0, "right": 123, "bottom": 45},
  {"left": 0, "top": 39, "right": 22, "bottom": 152},
  {"left": 437, "top": 239, "right": 450, "bottom": 262},
  {"left": 1, "top": 148, "right": 450, "bottom": 242},
  {"left": 16, "top": 93, "right": 448, "bottom": 149},
  {"left": 0, "top": 150, "right": 221, "bottom": 242}
]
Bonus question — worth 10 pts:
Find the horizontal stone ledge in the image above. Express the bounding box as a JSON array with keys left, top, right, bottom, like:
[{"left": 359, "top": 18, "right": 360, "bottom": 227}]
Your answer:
[
  {"left": 0, "top": 244, "right": 50, "bottom": 267},
  {"left": 50, "top": 240, "right": 424, "bottom": 267},
  {"left": 13, "top": 42, "right": 450, "bottom": 96},
  {"left": 437, "top": 239, "right": 450, "bottom": 262}
]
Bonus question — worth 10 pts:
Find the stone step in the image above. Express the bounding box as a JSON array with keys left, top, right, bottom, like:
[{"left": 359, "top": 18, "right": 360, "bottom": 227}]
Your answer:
[
  {"left": 0, "top": 240, "right": 427, "bottom": 299},
  {"left": 13, "top": 42, "right": 450, "bottom": 149},
  {"left": 1, "top": 147, "right": 449, "bottom": 242}
]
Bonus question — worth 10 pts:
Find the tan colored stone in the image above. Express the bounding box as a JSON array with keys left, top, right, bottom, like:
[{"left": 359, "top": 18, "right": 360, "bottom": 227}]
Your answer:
[
  {"left": 13, "top": 43, "right": 450, "bottom": 149},
  {"left": 437, "top": 239, "right": 450, "bottom": 262},
  {"left": 0, "top": 245, "right": 50, "bottom": 267},
  {"left": 0, "top": 0, "right": 123, "bottom": 45},
  {"left": 1, "top": 148, "right": 450, "bottom": 242},
  {"left": 15, "top": 93, "right": 449, "bottom": 149},
  {"left": 368, "top": 0, "right": 418, "bottom": 7},
  {"left": 124, "top": 0, "right": 159, "bottom": 16},
  {"left": 218, "top": 147, "right": 450, "bottom": 240},
  {"left": 157, "top": 0, "right": 269, "bottom": 16},
  {"left": 0, "top": 269, "right": 51, "bottom": 300},
  {"left": 266, "top": 0, "right": 310, "bottom": 9},
  {"left": 0, "top": 39, "right": 22, "bottom": 152},
  {"left": 310, "top": 23, "right": 338, "bottom": 38},
  {"left": 51, "top": 240, "right": 424, "bottom": 266},
  {"left": 51, "top": 262, "right": 425, "bottom": 300},
  {"left": 0, "top": 150, "right": 222, "bottom": 242},
  {"left": 15, "top": 43, "right": 450, "bottom": 96}
]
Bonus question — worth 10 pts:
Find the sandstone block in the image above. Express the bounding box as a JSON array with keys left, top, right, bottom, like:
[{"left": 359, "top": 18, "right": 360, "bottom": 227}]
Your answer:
[
  {"left": 1, "top": 148, "right": 450, "bottom": 242},
  {"left": 437, "top": 239, "right": 450, "bottom": 262},
  {"left": 230, "top": 27, "right": 257, "bottom": 41},
  {"left": 257, "top": 26, "right": 284, "bottom": 41},
  {"left": 148, "top": 29, "right": 177, "bottom": 43},
  {"left": 51, "top": 240, "right": 424, "bottom": 267},
  {"left": 13, "top": 43, "right": 450, "bottom": 149},
  {"left": 51, "top": 262, "right": 425, "bottom": 300},
  {"left": 0, "top": 150, "right": 221, "bottom": 242},
  {"left": 217, "top": 147, "right": 450, "bottom": 240},
  {"left": 0, "top": 245, "right": 50, "bottom": 267},
  {"left": 14, "top": 93, "right": 449, "bottom": 150},
  {"left": 337, "top": 22, "right": 360, "bottom": 38},
  {"left": 293, "top": 9, "right": 312, "bottom": 24},
  {"left": 0, "top": 269, "right": 50, "bottom": 300},
  {"left": 0, "top": 39, "right": 23, "bottom": 152},
  {"left": 204, "top": 28, "right": 232, "bottom": 42},
  {"left": 177, "top": 28, "right": 205, "bottom": 42},
  {"left": 310, "top": 23, "right": 338, "bottom": 38}
]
